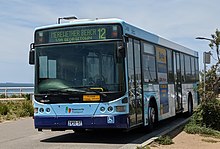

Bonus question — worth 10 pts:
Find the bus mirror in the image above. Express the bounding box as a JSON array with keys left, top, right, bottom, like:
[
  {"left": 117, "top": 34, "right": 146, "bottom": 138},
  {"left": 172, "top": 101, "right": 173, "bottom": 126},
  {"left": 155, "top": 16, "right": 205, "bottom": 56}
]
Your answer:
[
  {"left": 29, "top": 50, "right": 35, "bottom": 65},
  {"left": 117, "top": 46, "right": 125, "bottom": 58},
  {"left": 123, "top": 35, "right": 129, "bottom": 43},
  {"left": 29, "top": 43, "right": 35, "bottom": 65}
]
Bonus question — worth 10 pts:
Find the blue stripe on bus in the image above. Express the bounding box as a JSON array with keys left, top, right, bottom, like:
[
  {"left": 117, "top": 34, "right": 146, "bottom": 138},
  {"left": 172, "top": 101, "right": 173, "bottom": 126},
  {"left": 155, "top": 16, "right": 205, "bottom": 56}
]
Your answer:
[{"left": 34, "top": 114, "right": 129, "bottom": 129}]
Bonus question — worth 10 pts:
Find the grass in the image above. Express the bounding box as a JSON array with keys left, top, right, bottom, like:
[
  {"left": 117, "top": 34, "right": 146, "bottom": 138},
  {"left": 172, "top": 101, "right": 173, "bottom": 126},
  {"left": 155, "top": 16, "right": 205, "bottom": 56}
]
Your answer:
[
  {"left": 184, "top": 118, "right": 220, "bottom": 139},
  {"left": 0, "top": 99, "right": 33, "bottom": 123},
  {"left": 154, "top": 136, "right": 174, "bottom": 145}
]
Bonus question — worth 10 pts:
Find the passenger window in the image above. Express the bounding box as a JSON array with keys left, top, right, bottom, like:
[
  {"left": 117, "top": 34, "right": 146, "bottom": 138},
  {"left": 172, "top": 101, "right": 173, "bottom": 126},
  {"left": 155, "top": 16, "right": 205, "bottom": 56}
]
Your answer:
[
  {"left": 142, "top": 43, "right": 157, "bottom": 83},
  {"left": 167, "top": 49, "right": 174, "bottom": 83},
  {"left": 184, "top": 55, "right": 191, "bottom": 82},
  {"left": 180, "top": 54, "right": 185, "bottom": 82},
  {"left": 191, "top": 57, "right": 196, "bottom": 82}
]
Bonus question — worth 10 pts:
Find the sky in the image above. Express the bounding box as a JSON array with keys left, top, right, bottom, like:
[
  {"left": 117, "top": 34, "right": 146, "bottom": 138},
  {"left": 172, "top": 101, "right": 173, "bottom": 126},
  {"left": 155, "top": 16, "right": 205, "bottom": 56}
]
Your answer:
[{"left": 0, "top": 0, "right": 219, "bottom": 83}]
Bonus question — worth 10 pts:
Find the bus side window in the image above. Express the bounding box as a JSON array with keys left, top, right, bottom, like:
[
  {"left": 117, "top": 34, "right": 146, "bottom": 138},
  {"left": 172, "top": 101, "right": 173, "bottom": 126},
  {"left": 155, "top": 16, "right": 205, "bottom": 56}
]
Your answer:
[
  {"left": 142, "top": 42, "right": 157, "bottom": 83},
  {"left": 195, "top": 57, "right": 199, "bottom": 81},
  {"left": 180, "top": 53, "right": 185, "bottom": 83},
  {"left": 167, "top": 49, "right": 174, "bottom": 83},
  {"left": 184, "top": 55, "right": 191, "bottom": 83},
  {"left": 191, "top": 57, "right": 196, "bottom": 82}
]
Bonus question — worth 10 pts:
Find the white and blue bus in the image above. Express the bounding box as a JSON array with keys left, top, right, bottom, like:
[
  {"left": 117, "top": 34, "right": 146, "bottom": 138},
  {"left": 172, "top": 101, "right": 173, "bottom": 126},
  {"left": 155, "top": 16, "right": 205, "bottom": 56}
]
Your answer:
[{"left": 29, "top": 18, "right": 199, "bottom": 131}]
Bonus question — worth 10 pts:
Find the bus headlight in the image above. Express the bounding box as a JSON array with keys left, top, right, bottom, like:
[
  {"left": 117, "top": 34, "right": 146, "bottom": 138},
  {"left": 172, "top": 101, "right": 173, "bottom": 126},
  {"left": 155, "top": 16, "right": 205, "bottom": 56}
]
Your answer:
[
  {"left": 46, "top": 108, "right": 50, "bottom": 113},
  {"left": 39, "top": 108, "right": 44, "bottom": 113},
  {"left": 100, "top": 106, "right": 105, "bottom": 112},
  {"left": 115, "top": 105, "right": 126, "bottom": 112},
  {"left": 107, "top": 106, "right": 114, "bottom": 112}
]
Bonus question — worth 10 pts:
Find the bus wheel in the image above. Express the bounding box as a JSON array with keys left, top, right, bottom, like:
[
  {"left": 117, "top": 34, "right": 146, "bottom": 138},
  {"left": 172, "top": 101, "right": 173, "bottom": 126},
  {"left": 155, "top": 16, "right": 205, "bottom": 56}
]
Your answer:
[
  {"left": 148, "top": 103, "right": 156, "bottom": 130},
  {"left": 187, "top": 95, "right": 193, "bottom": 116}
]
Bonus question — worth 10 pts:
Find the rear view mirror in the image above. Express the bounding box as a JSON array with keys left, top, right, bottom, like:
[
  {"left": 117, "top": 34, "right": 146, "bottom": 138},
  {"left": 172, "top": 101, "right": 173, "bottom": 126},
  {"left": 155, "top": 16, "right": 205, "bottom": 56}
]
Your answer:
[
  {"left": 29, "top": 43, "right": 35, "bottom": 65},
  {"left": 117, "top": 45, "right": 125, "bottom": 58}
]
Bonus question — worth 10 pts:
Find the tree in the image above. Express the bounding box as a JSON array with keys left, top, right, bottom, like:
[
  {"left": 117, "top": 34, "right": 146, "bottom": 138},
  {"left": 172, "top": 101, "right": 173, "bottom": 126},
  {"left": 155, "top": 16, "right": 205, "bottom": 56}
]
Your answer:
[
  {"left": 209, "top": 29, "right": 220, "bottom": 61},
  {"left": 194, "top": 29, "right": 220, "bottom": 131},
  {"left": 197, "top": 29, "right": 220, "bottom": 101}
]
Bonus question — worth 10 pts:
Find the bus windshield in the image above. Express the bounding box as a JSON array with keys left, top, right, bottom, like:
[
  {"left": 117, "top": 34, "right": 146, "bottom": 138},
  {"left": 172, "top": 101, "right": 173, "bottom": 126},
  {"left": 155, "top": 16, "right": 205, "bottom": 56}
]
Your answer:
[{"left": 35, "top": 41, "right": 125, "bottom": 95}]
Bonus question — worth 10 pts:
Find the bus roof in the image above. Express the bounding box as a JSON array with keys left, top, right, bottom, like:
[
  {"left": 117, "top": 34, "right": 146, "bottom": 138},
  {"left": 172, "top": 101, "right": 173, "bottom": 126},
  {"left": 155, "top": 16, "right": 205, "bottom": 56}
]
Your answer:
[{"left": 35, "top": 18, "right": 198, "bottom": 57}]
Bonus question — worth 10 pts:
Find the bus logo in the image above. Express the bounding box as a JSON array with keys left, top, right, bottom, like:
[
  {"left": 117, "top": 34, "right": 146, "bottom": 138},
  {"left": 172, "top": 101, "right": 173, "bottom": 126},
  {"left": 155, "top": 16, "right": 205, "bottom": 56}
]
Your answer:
[
  {"left": 66, "top": 107, "right": 71, "bottom": 113},
  {"left": 65, "top": 107, "right": 84, "bottom": 113}
]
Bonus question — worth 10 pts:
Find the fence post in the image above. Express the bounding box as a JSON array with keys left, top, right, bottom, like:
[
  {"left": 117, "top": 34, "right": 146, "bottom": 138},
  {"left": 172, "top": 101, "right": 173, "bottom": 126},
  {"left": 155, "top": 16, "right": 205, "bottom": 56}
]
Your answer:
[
  {"left": 4, "top": 88, "right": 7, "bottom": 98},
  {"left": 20, "top": 88, "right": 22, "bottom": 97}
]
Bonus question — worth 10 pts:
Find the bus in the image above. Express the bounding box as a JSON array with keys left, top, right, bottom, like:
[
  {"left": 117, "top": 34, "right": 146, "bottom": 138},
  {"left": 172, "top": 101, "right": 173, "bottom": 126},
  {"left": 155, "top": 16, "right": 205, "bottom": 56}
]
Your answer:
[{"left": 29, "top": 17, "right": 199, "bottom": 131}]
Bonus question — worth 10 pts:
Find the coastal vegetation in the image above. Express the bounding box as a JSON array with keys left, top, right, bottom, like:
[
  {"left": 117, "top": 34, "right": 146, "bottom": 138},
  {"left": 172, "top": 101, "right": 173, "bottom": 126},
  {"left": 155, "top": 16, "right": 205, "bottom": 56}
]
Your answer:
[
  {"left": 185, "top": 29, "right": 220, "bottom": 137},
  {"left": 0, "top": 94, "right": 33, "bottom": 122}
]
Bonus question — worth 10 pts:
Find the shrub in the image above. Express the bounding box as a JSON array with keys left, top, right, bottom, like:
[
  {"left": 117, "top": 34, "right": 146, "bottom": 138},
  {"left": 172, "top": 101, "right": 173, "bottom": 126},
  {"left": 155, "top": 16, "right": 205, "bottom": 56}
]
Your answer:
[
  {"left": 185, "top": 99, "right": 220, "bottom": 137},
  {"left": 201, "top": 99, "right": 220, "bottom": 131},
  {"left": 155, "top": 136, "right": 174, "bottom": 145},
  {"left": 0, "top": 100, "right": 34, "bottom": 122},
  {"left": 20, "top": 100, "right": 34, "bottom": 117},
  {"left": 0, "top": 102, "right": 9, "bottom": 115},
  {"left": 0, "top": 94, "right": 7, "bottom": 98},
  {"left": 11, "top": 94, "right": 20, "bottom": 98},
  {"left": 21, "top": 94, "right": 31, "bottom": 100}
]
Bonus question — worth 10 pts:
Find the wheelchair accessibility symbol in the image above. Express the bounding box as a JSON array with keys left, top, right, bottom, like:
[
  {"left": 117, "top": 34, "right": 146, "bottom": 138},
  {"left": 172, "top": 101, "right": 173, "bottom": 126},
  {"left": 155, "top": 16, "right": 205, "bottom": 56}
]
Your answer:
[{"left": 107, "top": 116, "right": 115, "bottom": 124}]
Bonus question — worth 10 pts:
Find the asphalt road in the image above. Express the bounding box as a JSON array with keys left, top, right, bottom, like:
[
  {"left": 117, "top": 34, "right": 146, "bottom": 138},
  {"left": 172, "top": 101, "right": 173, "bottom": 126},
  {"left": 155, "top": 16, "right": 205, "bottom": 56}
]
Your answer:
[{"left": 0, "top": 117, "right": 188, "bottom": 149}]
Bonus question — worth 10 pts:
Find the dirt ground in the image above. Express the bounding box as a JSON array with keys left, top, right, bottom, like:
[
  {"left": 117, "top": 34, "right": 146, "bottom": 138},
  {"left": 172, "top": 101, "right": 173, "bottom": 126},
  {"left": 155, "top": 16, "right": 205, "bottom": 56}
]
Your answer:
[{"left": 150, "top": 131, "right": 220, "bottom": 149}]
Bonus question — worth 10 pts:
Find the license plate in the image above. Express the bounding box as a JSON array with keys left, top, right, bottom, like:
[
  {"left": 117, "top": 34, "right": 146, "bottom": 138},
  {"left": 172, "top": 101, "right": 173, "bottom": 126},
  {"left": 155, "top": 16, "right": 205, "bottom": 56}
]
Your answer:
[{"left": 68, "top": 120, "right": 82, "bottom": 126}]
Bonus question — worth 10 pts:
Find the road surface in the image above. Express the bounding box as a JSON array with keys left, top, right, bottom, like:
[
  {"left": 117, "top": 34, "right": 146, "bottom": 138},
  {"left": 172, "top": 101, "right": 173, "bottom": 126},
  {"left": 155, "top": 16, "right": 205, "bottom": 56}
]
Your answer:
[{"left": 0, "top": 117, "right": 187, "bottom": 149}]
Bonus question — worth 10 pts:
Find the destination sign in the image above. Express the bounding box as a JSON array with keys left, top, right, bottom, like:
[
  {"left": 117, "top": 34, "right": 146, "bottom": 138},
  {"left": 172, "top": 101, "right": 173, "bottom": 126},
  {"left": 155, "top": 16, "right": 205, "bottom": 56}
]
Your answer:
[{"left": 35, "top": 25, "right": 122, "bottom": 44}]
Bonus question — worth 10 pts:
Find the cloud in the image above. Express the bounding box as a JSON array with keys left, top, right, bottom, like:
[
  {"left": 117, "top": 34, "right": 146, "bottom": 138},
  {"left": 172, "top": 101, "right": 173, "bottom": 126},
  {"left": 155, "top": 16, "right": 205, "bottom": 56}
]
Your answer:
[{"left": 0, "top": 0, "right": 219, "bottom": 82}]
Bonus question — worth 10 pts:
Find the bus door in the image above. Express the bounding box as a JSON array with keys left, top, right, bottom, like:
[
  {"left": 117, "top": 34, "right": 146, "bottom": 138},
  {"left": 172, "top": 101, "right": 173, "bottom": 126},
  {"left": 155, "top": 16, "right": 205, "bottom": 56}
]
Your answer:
[
  {"left": 127, "top": 38, "right": 143, "bottom": 126},
  {"left": 173, "top": 52, "right": 183, "bottom": 112}
]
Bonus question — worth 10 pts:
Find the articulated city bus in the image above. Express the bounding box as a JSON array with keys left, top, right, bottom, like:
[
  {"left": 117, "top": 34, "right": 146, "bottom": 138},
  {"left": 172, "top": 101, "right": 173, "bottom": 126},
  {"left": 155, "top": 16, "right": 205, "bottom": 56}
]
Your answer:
[{"left": 29, "top": 17, "right": 199, "bottom": 131}]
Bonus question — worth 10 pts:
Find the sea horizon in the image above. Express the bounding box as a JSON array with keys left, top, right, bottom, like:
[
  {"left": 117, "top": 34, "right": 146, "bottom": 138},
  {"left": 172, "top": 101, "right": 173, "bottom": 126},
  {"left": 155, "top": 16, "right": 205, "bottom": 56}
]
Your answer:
[{"left": 0, "top": 82, "right": 34, "bottom": 87}]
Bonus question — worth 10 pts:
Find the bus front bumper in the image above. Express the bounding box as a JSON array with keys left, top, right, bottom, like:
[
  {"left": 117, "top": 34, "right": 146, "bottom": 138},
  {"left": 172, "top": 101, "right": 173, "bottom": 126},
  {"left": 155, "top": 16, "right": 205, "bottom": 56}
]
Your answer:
[{"left": 34, "top": 114, "right": 129, "bottom": 130}]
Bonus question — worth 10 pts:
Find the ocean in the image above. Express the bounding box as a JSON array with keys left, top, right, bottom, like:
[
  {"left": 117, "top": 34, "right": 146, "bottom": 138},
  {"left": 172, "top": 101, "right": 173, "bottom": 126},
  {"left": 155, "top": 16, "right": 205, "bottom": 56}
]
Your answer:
[{"left": 0, "top": 83, "right": 34, "bottom": 97}]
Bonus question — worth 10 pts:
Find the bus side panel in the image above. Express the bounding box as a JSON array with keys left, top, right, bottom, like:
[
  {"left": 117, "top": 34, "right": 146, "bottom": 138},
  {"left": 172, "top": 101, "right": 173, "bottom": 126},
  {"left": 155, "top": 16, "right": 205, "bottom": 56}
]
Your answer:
[{"left": 159, "top": 84, "right": 176, "bottom": 120}]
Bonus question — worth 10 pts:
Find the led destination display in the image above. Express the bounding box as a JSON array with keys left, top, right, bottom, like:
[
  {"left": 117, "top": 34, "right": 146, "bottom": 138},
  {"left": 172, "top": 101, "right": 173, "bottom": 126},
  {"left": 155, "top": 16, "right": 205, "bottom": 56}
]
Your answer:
[{"left": 35, "top": 25, "right": 122, "bottom": 44}]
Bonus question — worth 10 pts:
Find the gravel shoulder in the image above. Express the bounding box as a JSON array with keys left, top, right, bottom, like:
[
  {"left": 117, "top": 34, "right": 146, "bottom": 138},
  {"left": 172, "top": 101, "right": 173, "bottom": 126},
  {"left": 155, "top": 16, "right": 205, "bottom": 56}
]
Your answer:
[{"left": 150, "top": 131, "right": 220, "bottom": 149}]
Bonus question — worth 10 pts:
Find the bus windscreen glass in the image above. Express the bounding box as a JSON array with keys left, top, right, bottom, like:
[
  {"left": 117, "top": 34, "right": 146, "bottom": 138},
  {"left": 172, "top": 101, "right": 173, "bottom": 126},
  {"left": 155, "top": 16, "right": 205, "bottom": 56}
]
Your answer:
[{"left": 35, "top": 25, "right": 122, "bottom": 44}]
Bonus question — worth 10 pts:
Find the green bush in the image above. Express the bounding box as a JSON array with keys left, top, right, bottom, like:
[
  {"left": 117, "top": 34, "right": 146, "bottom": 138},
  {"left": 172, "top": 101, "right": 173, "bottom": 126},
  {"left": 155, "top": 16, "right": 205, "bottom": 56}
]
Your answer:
[
  {"left": 21, "top": 94, "right": 31, "bottom": 100},
  {"left": 155, "top": 136, "right": 174, "bottom": 145},
  {"left": 0, "top": 94, "right": 7, "bottom": 98},
  {"left": 11, "top": 94, "right": 20, "bottom": 98},
  {"left": 0, "top": 100, "right": 34, "bottom": 122},
  {"left": 185, "top": 99, "right": 220, "bottom": 137},
  {"left": 0, "top": 102, "right": 9, "bottom": 115},
  {"left": 20, "top": 101, "right": 34, "bottom": 117},
  {"left": 185, "top": 122, "right": 220, "bottom": 136},
  {"left": 201, "top": 99, "right": 220, "bottom": 131}
]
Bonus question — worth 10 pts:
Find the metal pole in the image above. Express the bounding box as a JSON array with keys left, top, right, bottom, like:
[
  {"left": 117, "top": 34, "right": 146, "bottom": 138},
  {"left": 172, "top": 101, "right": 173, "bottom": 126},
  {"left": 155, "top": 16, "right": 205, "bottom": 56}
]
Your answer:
[{"left": 204, "top": 61, "right": 206, "bottom": 99}]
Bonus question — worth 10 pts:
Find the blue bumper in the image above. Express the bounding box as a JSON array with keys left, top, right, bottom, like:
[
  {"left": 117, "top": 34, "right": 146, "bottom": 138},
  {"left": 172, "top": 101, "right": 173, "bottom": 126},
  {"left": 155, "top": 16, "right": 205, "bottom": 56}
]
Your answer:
[{"left": 34, "top": 114, "right": 129, "bottom": 129}]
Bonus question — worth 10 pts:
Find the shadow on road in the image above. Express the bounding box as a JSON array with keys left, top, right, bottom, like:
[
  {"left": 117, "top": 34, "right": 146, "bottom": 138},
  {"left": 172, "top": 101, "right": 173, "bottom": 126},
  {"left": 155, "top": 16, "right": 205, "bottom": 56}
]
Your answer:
[
  {"left": 41, "top": 129, "right": 147, "bottom": 144},
  {"left": 40, "top": 116, "right": 188, "bottom": 145}
]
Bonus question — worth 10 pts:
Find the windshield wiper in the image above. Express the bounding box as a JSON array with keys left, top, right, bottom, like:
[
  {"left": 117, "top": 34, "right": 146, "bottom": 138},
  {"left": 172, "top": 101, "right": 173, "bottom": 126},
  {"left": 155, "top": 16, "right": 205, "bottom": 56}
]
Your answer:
[
  {"left": 39, "top": 88, "right": 86, "bottom": 95},
  {"left": 72, "top": 86, "right": 107, "bottom": 97},
  {"left": 86, "top": 88, "right": 107, "bottom": 97}
]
